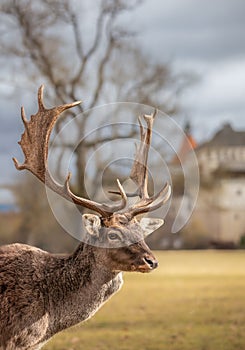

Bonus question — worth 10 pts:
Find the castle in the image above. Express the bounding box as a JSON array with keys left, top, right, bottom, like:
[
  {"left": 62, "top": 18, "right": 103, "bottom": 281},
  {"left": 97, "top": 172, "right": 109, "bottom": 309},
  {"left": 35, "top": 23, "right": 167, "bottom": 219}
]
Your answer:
[{"left": 171, "top": 123, "right": 245, "bottom": 248}]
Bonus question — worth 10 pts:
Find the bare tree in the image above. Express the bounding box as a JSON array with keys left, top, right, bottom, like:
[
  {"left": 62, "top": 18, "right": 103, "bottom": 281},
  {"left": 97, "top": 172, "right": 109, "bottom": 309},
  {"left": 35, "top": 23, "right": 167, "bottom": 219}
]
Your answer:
[
  {"left": 0, "top": 1, "right": 186, "bottom": 165},
  {"left": 0, "top": 0, "right": 190, "bottom": 247}
]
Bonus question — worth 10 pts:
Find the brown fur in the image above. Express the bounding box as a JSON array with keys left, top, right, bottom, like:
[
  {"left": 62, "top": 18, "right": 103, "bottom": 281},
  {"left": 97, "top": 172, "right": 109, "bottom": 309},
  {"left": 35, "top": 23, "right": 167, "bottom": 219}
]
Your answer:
[{"left": 0, "top": 224, "right": 157, "bottom": 350}]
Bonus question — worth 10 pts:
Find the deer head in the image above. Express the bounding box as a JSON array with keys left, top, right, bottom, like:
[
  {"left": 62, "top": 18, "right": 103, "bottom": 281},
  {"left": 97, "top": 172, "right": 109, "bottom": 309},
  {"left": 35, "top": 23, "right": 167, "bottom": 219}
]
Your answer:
[{"left": 13, "top": 85, "right": 171, "bottom": 272}]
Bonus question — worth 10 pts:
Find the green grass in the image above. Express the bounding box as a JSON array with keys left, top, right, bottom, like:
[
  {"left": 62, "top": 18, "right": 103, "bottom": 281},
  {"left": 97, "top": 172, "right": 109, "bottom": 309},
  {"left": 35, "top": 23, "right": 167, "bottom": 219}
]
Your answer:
[{"left": 44, "top": 251, "right": 245, "bottom": 350}]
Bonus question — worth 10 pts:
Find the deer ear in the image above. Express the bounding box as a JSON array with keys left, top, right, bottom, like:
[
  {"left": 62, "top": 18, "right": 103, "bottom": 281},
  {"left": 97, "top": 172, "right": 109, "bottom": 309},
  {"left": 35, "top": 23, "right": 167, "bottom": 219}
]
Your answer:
[
  {"left": 139, "top": 217, "right": 164, "bottom": 237},
  {"left": 82, "top": 214, "right": 101, "bottom": 237}
]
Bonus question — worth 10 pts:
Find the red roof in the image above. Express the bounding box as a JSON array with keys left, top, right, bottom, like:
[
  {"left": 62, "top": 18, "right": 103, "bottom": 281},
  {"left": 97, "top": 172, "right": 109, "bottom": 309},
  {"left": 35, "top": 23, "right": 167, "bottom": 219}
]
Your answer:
[{"left": 171, "top": 134, "right": 197, "bottom": 164}]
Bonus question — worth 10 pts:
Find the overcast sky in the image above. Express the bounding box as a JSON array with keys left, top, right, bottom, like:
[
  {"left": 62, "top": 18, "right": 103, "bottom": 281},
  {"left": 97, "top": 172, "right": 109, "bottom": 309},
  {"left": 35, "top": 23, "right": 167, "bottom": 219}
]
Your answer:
[
  {"left": 129, "top": 0, "right": 245, "bottom": 139},
  {"left": 0, "top": 0, "right": 245, "bottom": 202}
]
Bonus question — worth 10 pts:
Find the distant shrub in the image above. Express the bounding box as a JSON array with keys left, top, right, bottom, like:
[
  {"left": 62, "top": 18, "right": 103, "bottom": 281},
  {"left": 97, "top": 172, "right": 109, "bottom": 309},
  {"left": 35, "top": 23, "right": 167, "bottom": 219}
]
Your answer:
[
  {"left": 239, "top": 235, "right": 245, "bottom": 249},
  {"left": 181, "top": 218, "right": 210, "bottom": 249}
]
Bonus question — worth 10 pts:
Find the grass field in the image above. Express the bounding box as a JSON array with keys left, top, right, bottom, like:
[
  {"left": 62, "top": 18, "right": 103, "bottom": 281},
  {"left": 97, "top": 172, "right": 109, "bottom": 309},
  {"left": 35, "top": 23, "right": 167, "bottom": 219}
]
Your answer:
[{"left": 44, "top": 250, "right": 245, "bottom": 350}]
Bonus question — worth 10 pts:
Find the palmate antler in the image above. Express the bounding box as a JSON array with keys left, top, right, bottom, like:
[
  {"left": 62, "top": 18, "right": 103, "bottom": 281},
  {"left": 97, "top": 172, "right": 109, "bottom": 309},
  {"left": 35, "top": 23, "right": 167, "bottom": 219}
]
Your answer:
[
  {"left": 110, "top": 111, "right": 171, "bottom": 218},
  {"left": 13, "top": 85, "right": 170, "bottom": 219},
  {"left": 13, "top": 85, "right": 127, "bottom": 217},
  {"left": 126, "top": 112, "right": 171, "bottom": 217}
]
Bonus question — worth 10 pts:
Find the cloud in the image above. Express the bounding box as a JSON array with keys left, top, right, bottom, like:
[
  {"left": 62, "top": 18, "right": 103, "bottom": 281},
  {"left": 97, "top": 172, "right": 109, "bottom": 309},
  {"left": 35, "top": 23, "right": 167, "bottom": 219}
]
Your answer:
[
  {"left": 131, "top": 0, "right": 245, "bottom": 61},
  {"left": 123, "top": 0, "right": 245, "bottom": 143},
  {"left": 182, "top": 59, "right": 245, "bottom": 111}
]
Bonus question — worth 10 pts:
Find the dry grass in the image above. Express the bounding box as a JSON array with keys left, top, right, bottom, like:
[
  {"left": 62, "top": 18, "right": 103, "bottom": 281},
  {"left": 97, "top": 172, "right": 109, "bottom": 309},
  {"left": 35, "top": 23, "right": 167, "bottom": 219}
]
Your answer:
[{"left": 44, "top": 250, "right": 245, "bottom": 350}]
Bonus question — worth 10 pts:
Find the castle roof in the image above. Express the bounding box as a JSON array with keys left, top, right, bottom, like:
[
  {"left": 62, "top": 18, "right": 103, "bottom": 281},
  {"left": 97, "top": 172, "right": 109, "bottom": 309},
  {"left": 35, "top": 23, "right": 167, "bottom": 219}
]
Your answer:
[
  {"left": 196, "top": 123, "right": 245, "bottom": 174},
  {"left": 171, "top": 122, "right": 197, "bottom": 164},
  {"left": 197, "top": 123, "right": 245, "bottom": 150}
]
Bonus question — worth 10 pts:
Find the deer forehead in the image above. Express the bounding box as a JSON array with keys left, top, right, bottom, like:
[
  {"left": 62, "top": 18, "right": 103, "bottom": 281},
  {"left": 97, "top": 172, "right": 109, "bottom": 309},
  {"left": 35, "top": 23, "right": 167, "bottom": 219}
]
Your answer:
[{"left": 102, "top": 214, "right": 137, "bottom": 228}]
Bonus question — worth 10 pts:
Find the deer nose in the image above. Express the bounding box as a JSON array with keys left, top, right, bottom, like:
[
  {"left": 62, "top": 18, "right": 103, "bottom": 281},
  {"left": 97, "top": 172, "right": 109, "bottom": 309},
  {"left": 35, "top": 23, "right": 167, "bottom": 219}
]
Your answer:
[{"left": 143, "top": 255, "right": 159, "bottom": 270}]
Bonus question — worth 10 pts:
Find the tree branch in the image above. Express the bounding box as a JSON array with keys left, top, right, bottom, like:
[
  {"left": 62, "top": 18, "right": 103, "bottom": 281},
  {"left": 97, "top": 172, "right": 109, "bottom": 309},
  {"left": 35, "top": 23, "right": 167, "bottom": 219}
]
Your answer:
[
  {"left": 70, "top": 5, "right": 106, "bottom": 93},
  {"left": 52, "top": 128, "right": 138, "bottom": 150}
]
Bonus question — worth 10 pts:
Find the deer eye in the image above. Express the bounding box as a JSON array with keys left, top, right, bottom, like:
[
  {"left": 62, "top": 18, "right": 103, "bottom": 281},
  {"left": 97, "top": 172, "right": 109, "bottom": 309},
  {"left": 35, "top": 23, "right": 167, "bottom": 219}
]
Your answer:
[{"left": 108, "top": 232, "right": 121, "bottom": 241}]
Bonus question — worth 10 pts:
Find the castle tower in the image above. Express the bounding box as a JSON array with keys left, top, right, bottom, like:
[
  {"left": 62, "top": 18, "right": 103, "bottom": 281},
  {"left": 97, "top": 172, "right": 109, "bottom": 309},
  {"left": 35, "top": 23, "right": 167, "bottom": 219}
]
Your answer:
[{"left": 171, "top": 121, "right": 197, "bottom": 165}]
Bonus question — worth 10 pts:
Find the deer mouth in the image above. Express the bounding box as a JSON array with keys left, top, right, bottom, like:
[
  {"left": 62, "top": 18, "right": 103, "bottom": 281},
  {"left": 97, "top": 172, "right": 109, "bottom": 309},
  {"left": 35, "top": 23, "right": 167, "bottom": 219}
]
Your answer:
[{"left": 132, "top": 256, "right": 158, "bottom": 273}]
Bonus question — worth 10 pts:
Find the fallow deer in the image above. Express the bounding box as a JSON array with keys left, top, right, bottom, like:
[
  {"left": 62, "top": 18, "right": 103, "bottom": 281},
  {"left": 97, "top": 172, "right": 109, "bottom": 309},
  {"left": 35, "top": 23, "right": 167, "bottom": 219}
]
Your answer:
[{"left": 0, "top": 86, "right": 171, "bottom": 350}]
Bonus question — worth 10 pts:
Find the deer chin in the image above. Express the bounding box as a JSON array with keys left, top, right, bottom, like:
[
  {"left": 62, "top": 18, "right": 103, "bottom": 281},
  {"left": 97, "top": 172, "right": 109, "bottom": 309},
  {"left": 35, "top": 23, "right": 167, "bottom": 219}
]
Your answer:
[{"left": 131, "top": 265, "right": 152, "bottom": 273}]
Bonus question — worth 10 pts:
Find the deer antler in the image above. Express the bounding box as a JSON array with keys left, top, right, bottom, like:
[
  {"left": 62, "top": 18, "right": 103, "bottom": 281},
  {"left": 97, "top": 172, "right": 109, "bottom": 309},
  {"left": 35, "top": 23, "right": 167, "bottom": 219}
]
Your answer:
[
  {"left": 14, "top": 86, "right": 170, "bottom": 219},
  {"left": 126, "top": 110, "right": 171, "bottom": 217},
  {"left": 13, "top": 85, "right": 127, "bottom": 217},
  {"left": 110, "top": 110, "right": 171, "bottom": 217}
]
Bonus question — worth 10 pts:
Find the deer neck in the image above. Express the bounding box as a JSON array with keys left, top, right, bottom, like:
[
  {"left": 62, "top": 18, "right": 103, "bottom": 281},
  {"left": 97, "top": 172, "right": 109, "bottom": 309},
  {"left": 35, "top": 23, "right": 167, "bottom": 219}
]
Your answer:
[
  {"left": 69, "top": 242, "right": 118, "bottom": 284},
  {"left": 46, "top": 243, "right": 118, "bottom": 294},
  {"left": 45, "top": 242, "right": 122, "bottom": 333}
]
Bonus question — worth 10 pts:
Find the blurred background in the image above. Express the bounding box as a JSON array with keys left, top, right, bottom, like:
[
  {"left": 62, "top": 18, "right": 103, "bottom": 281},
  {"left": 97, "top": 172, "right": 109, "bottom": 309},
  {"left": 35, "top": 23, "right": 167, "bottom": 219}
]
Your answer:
[
  {"left": 1, "top": 2, "right": 245, "bottom": 350},
  {"left": 0, "top": 0, "right": 245, "bottom": 251}
]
